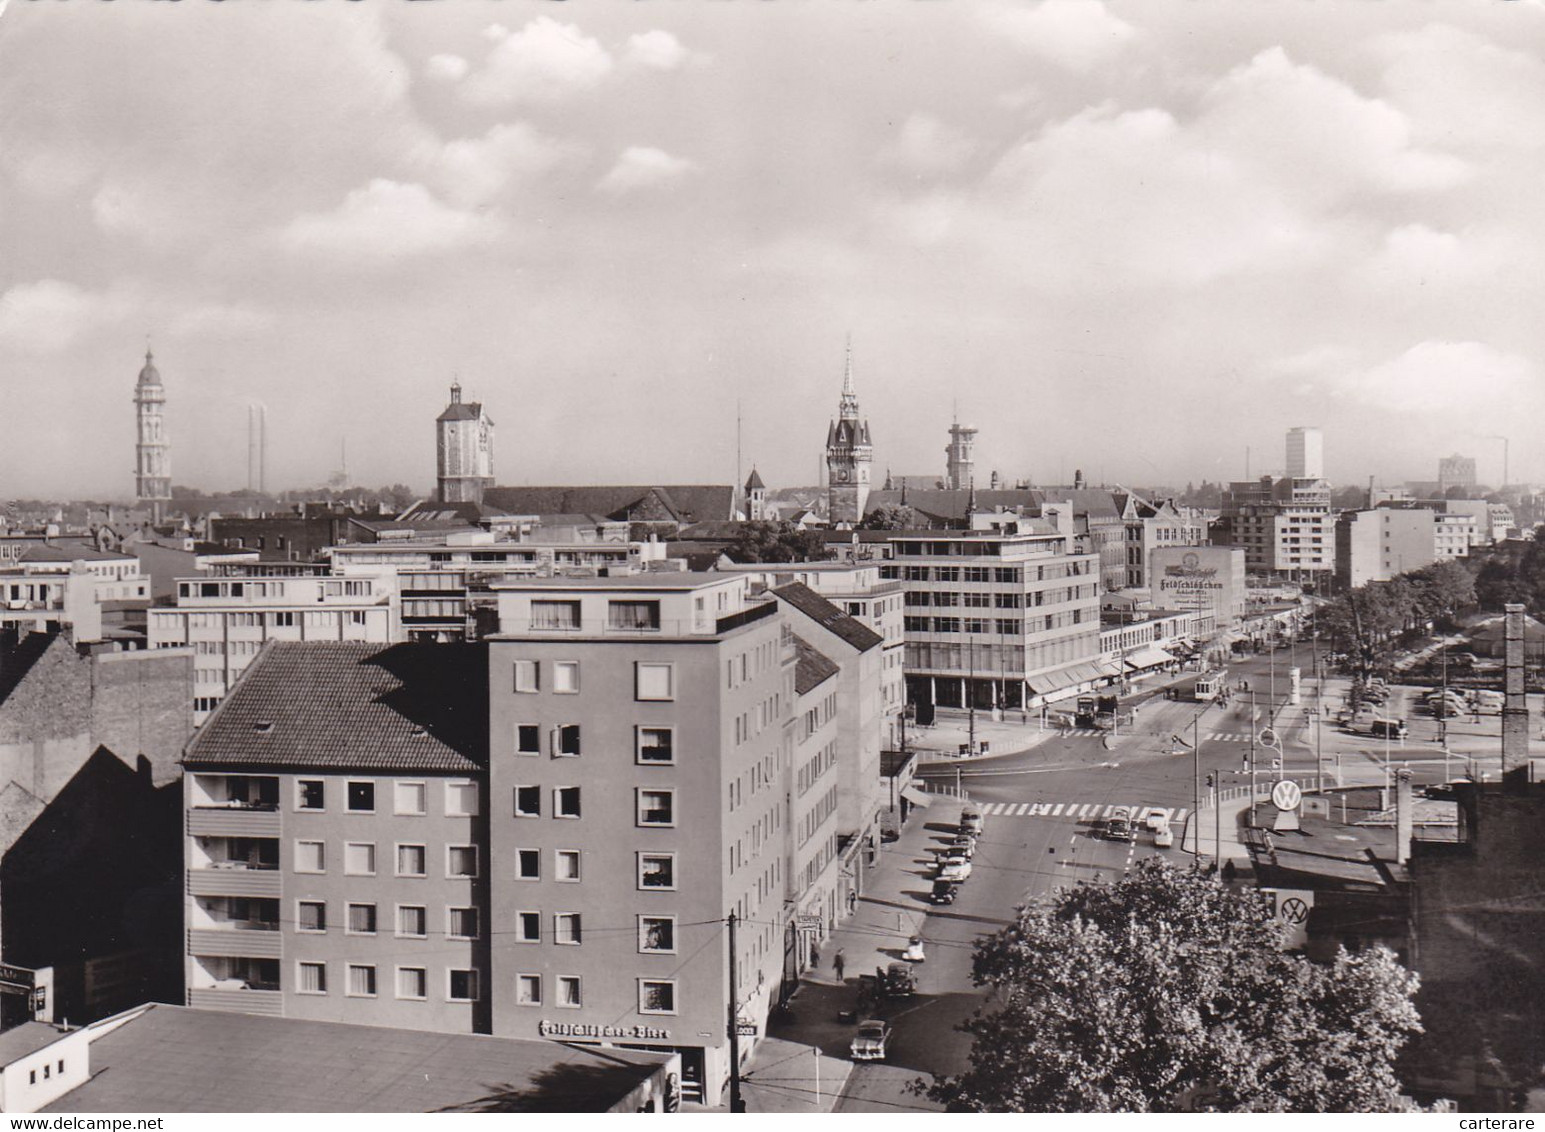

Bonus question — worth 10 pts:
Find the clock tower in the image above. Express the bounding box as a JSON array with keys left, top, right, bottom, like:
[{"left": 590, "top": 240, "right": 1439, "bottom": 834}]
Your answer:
[{"left": 824, "top": 341, "right": 872, "bottom": 526}]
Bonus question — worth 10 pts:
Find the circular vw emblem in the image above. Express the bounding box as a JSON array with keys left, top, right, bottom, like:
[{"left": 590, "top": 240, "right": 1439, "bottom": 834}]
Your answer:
[
  {"left": 1271, "top": 780, "right": 1302, "bottom": 812},
  {"left": 1279, "top": 897, "right": 1310, "bottom": 925}
]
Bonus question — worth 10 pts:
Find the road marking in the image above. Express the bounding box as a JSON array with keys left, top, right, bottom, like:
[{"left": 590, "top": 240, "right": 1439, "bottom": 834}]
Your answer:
[{"left": 1051, "top": 803, "right": 1064, "bottom": 816}]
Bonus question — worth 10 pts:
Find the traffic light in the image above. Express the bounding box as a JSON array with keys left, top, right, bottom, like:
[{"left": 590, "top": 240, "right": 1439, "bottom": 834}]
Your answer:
[{"left": 1205, "top": 773, "right": 1215, "bottom": 789}]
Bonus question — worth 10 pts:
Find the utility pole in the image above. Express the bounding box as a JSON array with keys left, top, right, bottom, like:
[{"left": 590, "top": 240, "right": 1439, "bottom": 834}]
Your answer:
[
  {"left": 1192, "top": 714, "right": 1201, "bottom": 857},
  {"left": 1314, "top": 639, "right": 1324, "bottom": 795},
  {"left": 727, "top": 912, "right": 745, "bottom": 1113},
  {"left": 1248, "top": 690, "right": 1257, "bottom": 824}
]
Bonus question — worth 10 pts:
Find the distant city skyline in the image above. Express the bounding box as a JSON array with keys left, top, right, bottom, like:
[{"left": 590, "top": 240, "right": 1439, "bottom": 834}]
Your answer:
[{"left": 2, "top": 1, "right": 1541, "bottom": 498}]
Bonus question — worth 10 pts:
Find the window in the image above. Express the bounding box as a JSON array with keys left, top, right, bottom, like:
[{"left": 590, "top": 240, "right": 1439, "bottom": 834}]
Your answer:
[
  {"left": 555, "top": 786, "right": 581, "bottom": 818},
  {"left": 296, "top": 779, "right": 324, "bottom": 811},
  {"left": 294, "top": 841, "right": 325, "bottom": 874},
  {"left": 272, "top": 611, "right": 295, "bottom": 628},
  {"left": 397, "top": 844, "right": 427, "bottom": 877},
  {"left": 347, "top": 964, "right": 377, "bottom": 997},
  {"left": 639, "top": 980, "right": 677, "bottom": 1015},
  {"left": 449, "top": 969, "right": 479, "bottom": 1002},
  {"left": 555, "top": 849, "right": 581, "bottom": 882},
  {"left": 531, "top": 600, "right": 580, "bottom": 630},
  {"left": 639, "top": 915, "right": 676, "bottom": 953},
  {"left": 557, "top": 975, "right": 582, "bottom": 1008},
  {"left": 347, "top": 903, "right": 378, "bottom": 935},
  {"left": 639, "top": 853, "right": 676, "bottom": 890},
  {"left": 397, "top": 967, "right": 427, "bottom": 1000},
  {"left": 513, "top": 660, "right": 540, "bottom": 693},
  {"left": 344, "top": 842, "right": 376, "bottom": 876},
  {"left": 554, "top": 913, "right": 582, "bottom": 945},
  {"left": 515, "top": 848, "right": 541, "bottom": 880},
  {"left": 636, "top": 727, "right": 674, "bottom": 764},
  {"left": 515, "top": 724, "right": 541, "bottom": 755},
  {"left": 447, "top": 846, "right": 478, "bottom": 878},
  {"left": 394, "top": 781, "right": 426, "bottom": 815},
  {"left": 636, "top": 662, "right": 674, "bottom": 701},
  {"left": 298, "top": 962, "right": 327, "bottom": 995},
  {"left": 553, "top": 724, "right": 581, "bottom": 757},
  {"left": 637, "top": 789, "right": 675, "bottom": 827},
  {"left": 608, "top": 600, "right": 660, "bottom": 630},
  {"left": 297, "top": 901, "right": 326, "bottom": 933},
  {"left": 397, "top": 905, "right": 427, "bottom": 938},
  {"left": 515, "top": 911, "right": 541, "bottom": 942},
  {"left": 448, "top": 907, "right": 479, "bottom": 940},
  {"left": 553, "top": 661, "right": 580, "bottom": 693},
  {"left": 516, "top": 974, "right": 542, "bottom": 1006},
  {"left": 346, "top": 781, "right": 375, "bottom": 813},
  {"left": 514, "top": 786, "right": 541, "bottom": 817}
]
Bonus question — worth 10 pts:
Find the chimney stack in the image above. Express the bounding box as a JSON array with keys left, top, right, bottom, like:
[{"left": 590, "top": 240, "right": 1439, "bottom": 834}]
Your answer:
[{"left": 1502, "top": 602, "right": 1531, "bottom": 787}]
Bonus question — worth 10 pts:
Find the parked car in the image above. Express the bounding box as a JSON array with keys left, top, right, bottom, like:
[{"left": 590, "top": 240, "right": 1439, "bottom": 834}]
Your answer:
[
  {"left": 929, "top": 879, "right": 959, "bottom": 905},
  {"left": 850, "top": 1019, "right": 892, "bottom": 1061},
  {"left": 948, "top": 834, "right": 976, "bottom": 858},
  {"left": 1153, "top": 824, "right": 1174, "bottom": 848},
  {"left": 960, "top": 807, "right": 985, "bottom": 835},
  {"left": 939, "top": 856, "right": 972, "bottom": 882},
  {"left": 882, "top": 962, "right": 917, "bottom": 996},
  {"left": 1428, "top": 701, "right": 1462, "bottom": 719}
]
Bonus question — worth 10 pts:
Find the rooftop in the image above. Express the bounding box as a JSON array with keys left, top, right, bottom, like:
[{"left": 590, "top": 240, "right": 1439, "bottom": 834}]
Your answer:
[
  {"left": 771, "top": 582, "right": 883, "bottom": 653},
  {"left": 41, "top": 1004, "right": 670, "bottom": 1113},
  {"left": 791, "top": 633, "right": 839, "bottom": 695},
  {"left": 0, "top": 1022, "right": 70, "bottom": 1064},
  {"left": 491, "top": 572, "right": 736, "bottom": 591},
  {"left": 185, "top": 642, "right": 486, "bottom": 773}
]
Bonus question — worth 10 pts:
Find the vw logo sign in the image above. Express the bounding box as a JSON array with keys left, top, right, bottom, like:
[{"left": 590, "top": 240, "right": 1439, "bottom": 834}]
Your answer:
[{"left": 1271, "top": 780, "right": 1302, "bottom": 812}]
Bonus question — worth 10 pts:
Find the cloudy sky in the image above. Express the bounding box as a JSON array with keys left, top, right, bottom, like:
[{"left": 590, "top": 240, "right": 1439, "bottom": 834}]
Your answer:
[{"left": 2, "top": 0, "right": 1543, "bottom": 500}]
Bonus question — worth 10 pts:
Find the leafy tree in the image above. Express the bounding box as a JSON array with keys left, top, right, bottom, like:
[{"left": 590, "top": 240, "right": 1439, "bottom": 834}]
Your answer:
[
  {"left": 927, "top": 859, "right": 1423, "bottom": 1113},
  {"left": 858, "top": 504, "right": 927, "bottom": 531},
  {"left": 1404, "top": 560, "right": 1476, "bottom": 629},
  {"left": 722, "top": 521, "right": 829, "bottom": 564}
]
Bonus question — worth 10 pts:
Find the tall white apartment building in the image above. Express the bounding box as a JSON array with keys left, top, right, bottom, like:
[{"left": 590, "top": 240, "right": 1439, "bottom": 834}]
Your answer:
[
  {"left": 1286, "top": 426, "right": 1324, "bottom": 480},
  {"left": 1221, "top": 476, "right": 1336, "bottom": 578}
]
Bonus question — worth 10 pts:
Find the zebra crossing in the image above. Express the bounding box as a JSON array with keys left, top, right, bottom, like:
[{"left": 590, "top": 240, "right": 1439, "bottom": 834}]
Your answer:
[
  {"left": 1205, "top": 731, "right": 1253, "bottom": 744},
  {"left": 977, "top": 800, "right": 1190, "bottom": 823}
]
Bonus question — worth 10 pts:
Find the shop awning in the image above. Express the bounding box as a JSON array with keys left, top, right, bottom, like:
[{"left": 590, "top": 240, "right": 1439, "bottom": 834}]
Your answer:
[
  {"left": 1026, "top": 661, "right": 1107, "bottom": 694},
  {"left": 1096, "top": 659, "right": 1125, "bottom": 678},
  {"left": 1123, "top": 644, "right": 1176, "bottom": 670},
  {"left": 900, "top": 787, "right": 933, "bottom": 807}
]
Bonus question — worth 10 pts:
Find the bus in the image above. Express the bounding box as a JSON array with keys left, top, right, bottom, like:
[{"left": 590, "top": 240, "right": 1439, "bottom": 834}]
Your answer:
[{"left": 1193, "top": 669, "right": 1229, "bottom": 702}]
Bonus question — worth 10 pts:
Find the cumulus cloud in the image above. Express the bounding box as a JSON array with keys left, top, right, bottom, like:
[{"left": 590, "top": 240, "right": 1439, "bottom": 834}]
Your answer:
[
  {"left": 1354, "top": 224, "right": 1503, "bottom": 295},
  {"left": 623, "top": 30, "right": 705, "bottom": 71},
  {"left": 427, "top": 123, "right": 582, "bottom": 208},
  {"left": 279, "top": 180, "right": 503, "bottom": 261},
  {"left": 1332, "top": 341, "right": 1539, "bottom": 417},
  {"left": 166, "top": 302, "right": 274, "bottom": 339},
  {"left": 878, "top": 114, "right": 978, "bottom": 176},
  {"left": 0, "top": 279, "right": 127, "bottom": 354},
  {"left": 980, "top": 0, "right": 1137, "bottom": 72},
  {"left": 460, "top": 18, "right": 613, "bottom": 105},
  {"left": 425, "top": 53, "right": 469, "bottom": 83},
  {"left": 597, "top": 147, "right": 699, "bottom": 194}
]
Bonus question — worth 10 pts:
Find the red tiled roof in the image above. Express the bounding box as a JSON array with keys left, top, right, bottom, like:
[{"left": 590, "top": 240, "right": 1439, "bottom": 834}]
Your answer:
[{"left": 185, "top": 642, "right": 486, "bottom": 773}]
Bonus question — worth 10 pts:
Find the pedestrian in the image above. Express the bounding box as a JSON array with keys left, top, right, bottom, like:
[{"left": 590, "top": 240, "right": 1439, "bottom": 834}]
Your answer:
[
  {"left": 834, "top": 949, "right": 846, "bottom": 982},
  {"left": 848, "top": 890, "right": 857, "bottom": 915}
]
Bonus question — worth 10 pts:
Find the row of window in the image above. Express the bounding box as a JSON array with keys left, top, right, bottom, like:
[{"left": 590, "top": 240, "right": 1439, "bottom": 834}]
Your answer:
[
  {"left": 294, "top": 778, "right": 479, "bottom": 817},
  {"left": 291, "top": 841, "right": 478, "bottom": 877},
  {"left": 294, "top": 900, "right": 479, "bottom": 939},
  {"left": 513, "top": 660, "right": 675, "bottom": 701},
  {"left": 295, "top": 963, "right": 479, "bottom": 1002},
  {"left": 904, "top": 617, "right": 1024, "bottom": 636},
  {"left": 511, "top": 786, "right": 676, "bottom": 825},
  {"left": 510, "top": 723, "right": 675, "bottom": 764}
]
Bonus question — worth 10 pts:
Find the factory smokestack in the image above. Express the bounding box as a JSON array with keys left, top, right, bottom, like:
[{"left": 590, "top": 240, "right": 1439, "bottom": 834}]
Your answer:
[{"left": 1502, "top": 602, "right": 1531, "bottom": 788}]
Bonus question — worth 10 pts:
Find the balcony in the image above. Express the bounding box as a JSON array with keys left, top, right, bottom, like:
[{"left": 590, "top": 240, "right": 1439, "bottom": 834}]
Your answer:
[
  {"left": 188, "top": 927, "right": 283, "bottom": 959},
  {"left": 187, "top": 987, "right": 284, "bottom": 1016},
  {"left": 188, "top": 867, "right": 283, "bottom": 899},
  {"left": 187, "top": 807, "right": 281, "bottom": 838}
]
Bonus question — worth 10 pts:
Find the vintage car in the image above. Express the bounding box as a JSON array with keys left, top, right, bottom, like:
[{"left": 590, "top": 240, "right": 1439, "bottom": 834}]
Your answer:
[
  {"left": 850, "top": 1019, "right": 892, "bottom": 1061},
  {"left": 929, "top": 879, "right": 959, "bottom": 905},
  {"left": 938, "top": 854, "right": 972, "bottom": 882}
]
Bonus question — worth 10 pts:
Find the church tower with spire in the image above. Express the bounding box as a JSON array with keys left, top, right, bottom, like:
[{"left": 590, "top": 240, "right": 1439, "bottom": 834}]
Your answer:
[
  {"left": 824, "top": 340, "right": 873, "bottom": 526},
  {"left": 945, "top": 415, "right": 977, "bottom": 492},
  {"left": 134, "top": 348, "right": 172, "bottom": 523},
  {"left": 436, "top": 380, "right": 495, "bottom": 504}
]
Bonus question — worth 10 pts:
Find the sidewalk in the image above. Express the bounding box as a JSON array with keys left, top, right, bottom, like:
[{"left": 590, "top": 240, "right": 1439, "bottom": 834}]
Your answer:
[
  {"left": 1181, "top": 793, "right": 1255, "bottom": 864},
  {"left": 723, "top": 794, "right": 966, "bottom": 1112}
]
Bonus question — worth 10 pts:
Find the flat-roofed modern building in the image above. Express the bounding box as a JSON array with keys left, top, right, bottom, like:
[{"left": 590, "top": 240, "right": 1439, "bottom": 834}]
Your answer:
[
  {"left": 883, "top": 522, "right": 1104, "bottom": 711},
  {"left": 181, "top": 642, "right": 489, "bottom": 1034},
  {"left": 485, "top": 573, "right": 790, "bottom": 1104}
]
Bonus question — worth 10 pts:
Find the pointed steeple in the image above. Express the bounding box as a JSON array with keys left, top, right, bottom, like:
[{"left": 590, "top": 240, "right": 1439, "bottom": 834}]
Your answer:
[{"left": 838, "top": 334, "right": 859, "bottom": 421}]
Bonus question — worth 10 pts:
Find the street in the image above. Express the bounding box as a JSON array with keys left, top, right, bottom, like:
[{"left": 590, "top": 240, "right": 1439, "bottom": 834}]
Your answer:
[{"left": 825, "top": 646, "right": 1535, "bottom": 1111}]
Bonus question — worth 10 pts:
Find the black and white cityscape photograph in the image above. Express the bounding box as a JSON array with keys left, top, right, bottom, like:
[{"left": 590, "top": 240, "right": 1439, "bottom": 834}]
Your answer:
[{"left": 2, "top": 0, "right": 1545, "bottom": 1119}]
